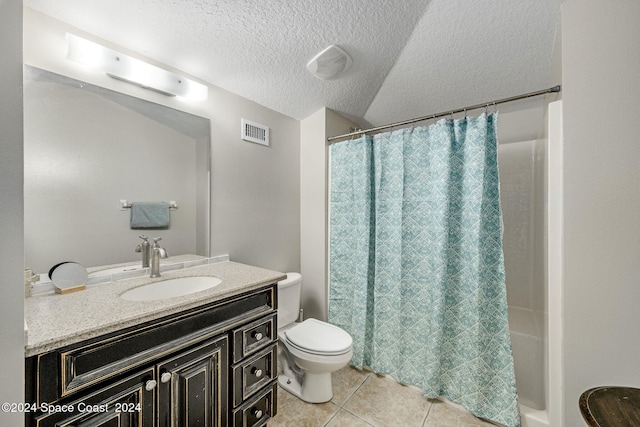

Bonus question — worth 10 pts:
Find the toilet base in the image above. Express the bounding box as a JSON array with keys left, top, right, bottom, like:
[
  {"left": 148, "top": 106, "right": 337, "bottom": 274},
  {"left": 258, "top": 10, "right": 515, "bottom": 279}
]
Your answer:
[{"left": 278, "top": 371, "right": 333, "bottom": 403}]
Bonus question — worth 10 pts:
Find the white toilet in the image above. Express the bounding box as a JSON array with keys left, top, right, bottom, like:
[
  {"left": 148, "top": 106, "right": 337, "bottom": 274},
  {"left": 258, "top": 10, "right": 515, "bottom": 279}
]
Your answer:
[{"left": 277, "top": 273, "right": 353, "bottom": 403}]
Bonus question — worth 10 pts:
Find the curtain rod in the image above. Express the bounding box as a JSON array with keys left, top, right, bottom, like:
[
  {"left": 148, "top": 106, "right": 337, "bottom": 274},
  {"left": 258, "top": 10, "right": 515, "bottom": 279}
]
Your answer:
[{"left": 327, "top": 85, "right": 561, "bottom": 143}]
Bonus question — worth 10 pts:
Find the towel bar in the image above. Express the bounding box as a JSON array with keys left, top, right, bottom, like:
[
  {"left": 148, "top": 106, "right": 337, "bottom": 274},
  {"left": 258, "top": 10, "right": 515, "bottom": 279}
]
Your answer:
[{"left": 119, "top": 200, "right": 178, "bottom": 211}]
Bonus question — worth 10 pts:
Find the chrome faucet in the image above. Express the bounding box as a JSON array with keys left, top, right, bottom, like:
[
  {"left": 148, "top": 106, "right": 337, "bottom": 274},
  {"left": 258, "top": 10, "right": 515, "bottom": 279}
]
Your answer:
[
  {"left": 135, "top": 235, "right": 151, "bottom": 268},
  {"left": 150, "top": 237, "right": 168, "bottom": 278}
]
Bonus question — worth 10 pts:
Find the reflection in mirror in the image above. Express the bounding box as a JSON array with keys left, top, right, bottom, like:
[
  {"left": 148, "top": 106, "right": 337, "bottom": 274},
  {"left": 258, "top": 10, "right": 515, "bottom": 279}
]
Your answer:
[{"left": 24, "top": 66, "right": 211, "bottom": 277}]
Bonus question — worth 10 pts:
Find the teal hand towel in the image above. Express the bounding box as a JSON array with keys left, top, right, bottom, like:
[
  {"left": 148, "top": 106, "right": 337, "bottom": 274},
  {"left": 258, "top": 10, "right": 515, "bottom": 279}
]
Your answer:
[{"left": 130, "top": 202, "right": 170, "bottom": 229}]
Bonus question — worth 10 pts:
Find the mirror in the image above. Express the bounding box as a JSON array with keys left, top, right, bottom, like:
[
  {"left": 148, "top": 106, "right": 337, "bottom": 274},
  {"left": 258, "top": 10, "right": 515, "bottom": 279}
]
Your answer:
[{"left": 24, "top": 66, "right": 211, "bottom": 276}]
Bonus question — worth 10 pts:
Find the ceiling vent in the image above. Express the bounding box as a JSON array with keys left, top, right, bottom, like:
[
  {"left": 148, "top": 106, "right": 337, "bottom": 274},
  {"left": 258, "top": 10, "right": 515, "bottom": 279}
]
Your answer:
[
  {"left": 241, "top": 119, "right": 270, "bottom": 146},
  {"left": 306, "top": 45, "right": 352, "bottom": 80}
]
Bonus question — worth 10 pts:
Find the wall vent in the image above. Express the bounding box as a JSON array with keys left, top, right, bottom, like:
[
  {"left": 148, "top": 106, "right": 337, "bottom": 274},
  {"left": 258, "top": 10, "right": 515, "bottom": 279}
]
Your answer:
[{"left": 241, "top": 119, "right": 270, "bottom": 146}]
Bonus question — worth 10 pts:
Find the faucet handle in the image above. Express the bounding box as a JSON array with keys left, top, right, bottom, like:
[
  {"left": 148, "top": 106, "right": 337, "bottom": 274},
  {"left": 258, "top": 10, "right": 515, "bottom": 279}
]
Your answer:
[
  {"left": 154, "top": 247, "right": 169, "bottom": 258},
  {"left": 153, "top": 238, "right": 167, "bottom": 258},
  {"left": 136, "top": 235, "right": 150, "bottom": 252}
]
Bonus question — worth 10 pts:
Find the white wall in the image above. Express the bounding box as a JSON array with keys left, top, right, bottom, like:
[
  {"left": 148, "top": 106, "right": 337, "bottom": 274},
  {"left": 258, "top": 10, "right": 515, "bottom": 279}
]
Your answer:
[
  {"left": 561, "top": 1, "right": 640, "bottom": 425},
  {"left": 300, "top": 108, "right": 327, "bottom": 321},
  {"left": 208, "top": 81, "right": 300, "bottom": 273},
  {"left": 300, "top": 108, "right": 359, "bottom": 321},
  {"left": 0, "top": 0, "right": 25, "bottom": 424},
  {"left": 23, "top": 8, "right": 301, "bottom": 274}
]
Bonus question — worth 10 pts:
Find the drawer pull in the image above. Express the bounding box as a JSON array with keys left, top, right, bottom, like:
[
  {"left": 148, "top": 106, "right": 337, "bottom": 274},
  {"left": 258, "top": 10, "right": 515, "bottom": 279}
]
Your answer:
[
  {"left": 160, "top": 372, "right": 172, "bottom": 383},
  {"left": 253, "top": 408, "right": 263, "bottom": 418},
  {"left": 145, "top": 379, "right": 157, "bottom": 391},
  {"left": 252, "top": 367, "right": 263, "bottom": 378},
  {"left": 252, "top": 332, "right": 263, "bottom": 341}
]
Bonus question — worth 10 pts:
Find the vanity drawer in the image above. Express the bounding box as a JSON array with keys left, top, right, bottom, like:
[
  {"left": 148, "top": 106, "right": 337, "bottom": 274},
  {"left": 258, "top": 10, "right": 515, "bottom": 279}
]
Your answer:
[
  {"left": 232, "top": 313, "right": 276, "bottom": 363},
  {"left": 231, "top": 344, "right": 277, "bottom": 407},
  {"left": 231, "top": 381, "right": 277, "bottom": 427}
]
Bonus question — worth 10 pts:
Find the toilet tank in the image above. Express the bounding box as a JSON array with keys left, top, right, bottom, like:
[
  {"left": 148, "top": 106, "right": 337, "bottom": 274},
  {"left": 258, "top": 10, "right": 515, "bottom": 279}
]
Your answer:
[{"left": 277, "top": 272, "right": 302, "bottom": 328}]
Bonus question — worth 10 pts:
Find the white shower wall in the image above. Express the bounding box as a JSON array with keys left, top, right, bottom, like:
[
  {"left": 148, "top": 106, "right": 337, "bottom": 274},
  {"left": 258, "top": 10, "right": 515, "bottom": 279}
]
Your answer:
[{"left": 498, "top": 139, "right": 547, "bottom": 411}]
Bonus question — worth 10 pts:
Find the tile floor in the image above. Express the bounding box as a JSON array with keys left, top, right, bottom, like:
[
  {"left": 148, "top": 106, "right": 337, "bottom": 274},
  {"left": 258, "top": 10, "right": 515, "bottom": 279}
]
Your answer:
[{"left": 269, "top": 366, "right": 498, "bottom": 427}]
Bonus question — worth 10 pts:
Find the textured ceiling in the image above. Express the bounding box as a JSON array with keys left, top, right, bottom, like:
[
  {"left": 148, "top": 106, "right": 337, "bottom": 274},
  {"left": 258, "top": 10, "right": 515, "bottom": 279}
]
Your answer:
[{"left": 24, "top": 0, "right": 562, "bottom": 128}]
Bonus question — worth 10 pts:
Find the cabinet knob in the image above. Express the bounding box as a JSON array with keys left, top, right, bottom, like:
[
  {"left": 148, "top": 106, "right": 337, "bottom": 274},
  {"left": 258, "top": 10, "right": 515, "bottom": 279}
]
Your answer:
[
  {"left": 252, "top": 408, "right": 263, "bottom": 419},
  {"left": 160, "top": 372, "right": 172, "bottom": 383},
  {"left": 252, "top": 368, "right": 263, "bottom": 378},
  {"left": 252, "top": 331, "right": 263, "bottom": 341},
  {"left": 145, "top": 379, "right": 157, "bottom": 391}
]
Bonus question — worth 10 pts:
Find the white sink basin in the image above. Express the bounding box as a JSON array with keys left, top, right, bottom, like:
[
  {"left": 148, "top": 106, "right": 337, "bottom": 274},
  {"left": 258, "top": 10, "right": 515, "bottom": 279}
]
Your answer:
[{"left": 120, "top": 276, "right": 222, "bottom": 301}]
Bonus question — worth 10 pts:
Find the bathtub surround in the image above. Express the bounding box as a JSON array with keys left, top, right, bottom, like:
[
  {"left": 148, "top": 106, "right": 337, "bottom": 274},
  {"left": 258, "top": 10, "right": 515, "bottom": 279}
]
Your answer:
[
  {"left": 499, "top": 140, "right": 546, "bottom": 411},
  {"left": 329, "top": 114, "right": 519, "bottom": 427}
]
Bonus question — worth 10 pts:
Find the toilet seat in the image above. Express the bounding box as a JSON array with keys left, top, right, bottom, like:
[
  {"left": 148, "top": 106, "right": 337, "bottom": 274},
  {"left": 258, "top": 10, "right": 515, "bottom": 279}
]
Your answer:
[{"left": 284, "top": 318, "right": 352, "bottom": 356}]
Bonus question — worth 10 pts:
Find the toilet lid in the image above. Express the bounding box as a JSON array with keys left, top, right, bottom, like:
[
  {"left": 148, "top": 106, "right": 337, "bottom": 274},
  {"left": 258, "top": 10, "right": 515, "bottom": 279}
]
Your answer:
[{"left": 284, "top": 318, "right": 352, "bottom": 355}]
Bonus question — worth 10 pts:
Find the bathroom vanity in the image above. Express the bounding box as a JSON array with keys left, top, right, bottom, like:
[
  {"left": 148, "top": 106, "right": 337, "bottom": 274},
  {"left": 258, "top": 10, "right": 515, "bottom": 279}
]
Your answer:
[{"left": 24, "top": 260, "right": 285, "bottom": 427}]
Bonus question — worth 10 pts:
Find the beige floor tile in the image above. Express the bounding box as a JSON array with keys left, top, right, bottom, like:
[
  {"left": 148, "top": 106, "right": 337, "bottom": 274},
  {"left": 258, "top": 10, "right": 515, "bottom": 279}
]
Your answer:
[
  {"left": 326, "top": 409, "right": 375, "bottom": 427},
  {"left": 269, "top": 386, "right": 340, "bottom": 427},
  {"left": 330, "top": 365, "right": 372, "bottom": 406},
  {"left": 423, "top": 400, "right": 497, "bottom": 427},
  {"left": 343, "top": 374, "right": 431, "bottom": 427}
]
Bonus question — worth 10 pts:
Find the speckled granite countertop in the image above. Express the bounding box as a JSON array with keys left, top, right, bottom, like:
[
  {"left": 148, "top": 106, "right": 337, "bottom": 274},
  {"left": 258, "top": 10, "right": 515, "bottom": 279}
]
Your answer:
[{"left": 24, "top": 261, "right": 286, "bottom": 357}]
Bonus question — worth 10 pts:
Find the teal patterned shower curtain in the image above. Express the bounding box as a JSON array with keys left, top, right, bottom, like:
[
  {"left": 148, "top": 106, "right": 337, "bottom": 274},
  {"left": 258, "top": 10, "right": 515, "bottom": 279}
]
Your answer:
[{"left": 329, "top": 113, "right": 520, "bottom": 427}]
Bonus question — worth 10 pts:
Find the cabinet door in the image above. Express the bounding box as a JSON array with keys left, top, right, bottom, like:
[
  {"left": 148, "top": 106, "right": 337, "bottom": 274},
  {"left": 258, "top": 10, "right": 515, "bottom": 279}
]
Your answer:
[
  {"left": 31, "top": 367, "right": 155, "bottom": 427},
  {"left": 157, "top": 336, "right": 228, "bottom": 427}
]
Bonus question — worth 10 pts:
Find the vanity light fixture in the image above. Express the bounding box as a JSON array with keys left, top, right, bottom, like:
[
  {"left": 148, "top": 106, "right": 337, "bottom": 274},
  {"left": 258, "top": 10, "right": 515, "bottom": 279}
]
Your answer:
[{"left": 65, "top": 33, "right": 208, "bottom": 101}]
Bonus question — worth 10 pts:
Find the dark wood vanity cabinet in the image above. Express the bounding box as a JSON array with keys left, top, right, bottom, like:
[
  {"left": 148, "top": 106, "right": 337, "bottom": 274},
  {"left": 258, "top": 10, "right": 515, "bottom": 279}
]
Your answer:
[{"left": 25, "top": 284, "right": 278, "bottom": 427}]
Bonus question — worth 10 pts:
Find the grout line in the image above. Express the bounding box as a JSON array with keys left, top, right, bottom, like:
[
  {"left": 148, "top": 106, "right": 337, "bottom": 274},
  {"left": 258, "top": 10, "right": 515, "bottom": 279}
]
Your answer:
[
  {"left": 340, "top": 407, "right": 377, "bottom": 427},
  {"left": 338, "top": 370, "right": 373, "bottom": 408},
  {"left": 322, "top": 410, "right": 339, "bottom": 427},
  {"left": 334, "top": 370, "right": 377, "bottom": 426},
  {"left": 422, "top": 399, "right": 434, "bottom": 427}
]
